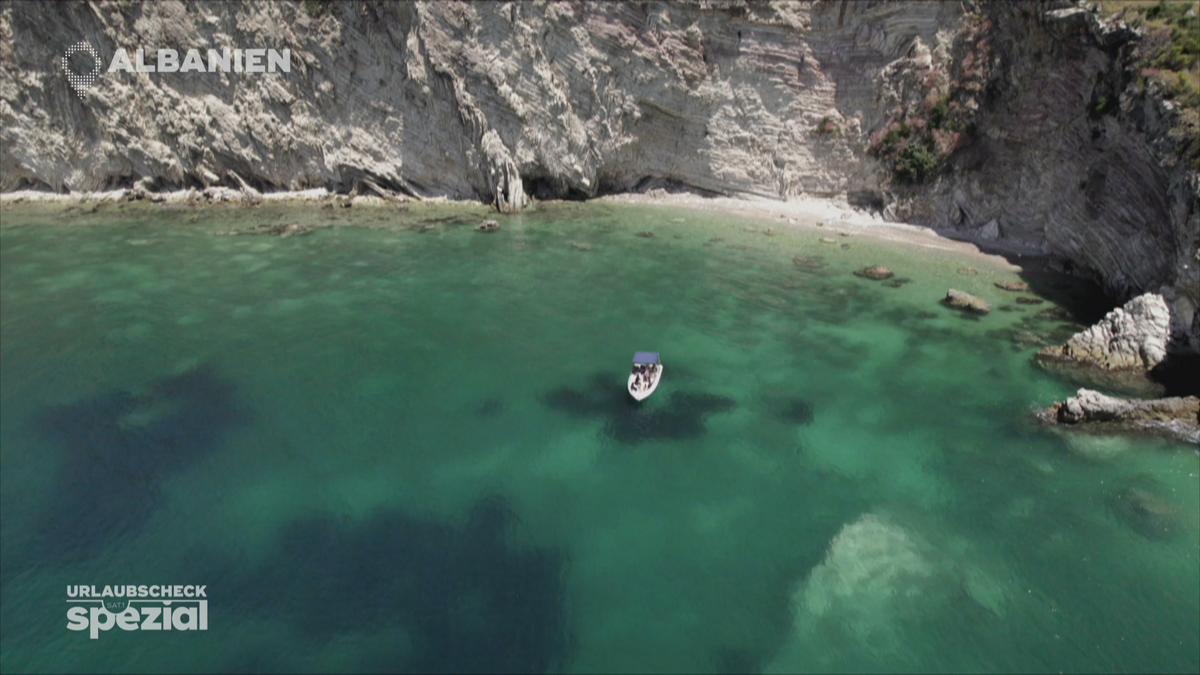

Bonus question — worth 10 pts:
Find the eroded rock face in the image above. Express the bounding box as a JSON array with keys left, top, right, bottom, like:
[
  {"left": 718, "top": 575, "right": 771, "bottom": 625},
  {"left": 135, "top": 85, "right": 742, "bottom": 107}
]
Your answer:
[
  {"left": 1052, "top": 388, "right": 1199, "bottom": 424},
  {"left": 1035, "top": 293, "right": 1171, "bottom": 388},
  {"left": 1042, "top": 387, "right": 1200, "bottom": 444},
  {"left": 0, "top": 0, "right": 1196, "bottom": 341}
]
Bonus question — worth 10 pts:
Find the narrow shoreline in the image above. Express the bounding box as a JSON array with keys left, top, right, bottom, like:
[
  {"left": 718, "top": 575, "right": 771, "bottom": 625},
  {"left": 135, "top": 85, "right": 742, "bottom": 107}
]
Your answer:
[
  {"left": 596, "top": 192, "right": 1033, "bottom": 270},
  {"left": 0, "top": 188, "right": 1034, "bottom": 272}
]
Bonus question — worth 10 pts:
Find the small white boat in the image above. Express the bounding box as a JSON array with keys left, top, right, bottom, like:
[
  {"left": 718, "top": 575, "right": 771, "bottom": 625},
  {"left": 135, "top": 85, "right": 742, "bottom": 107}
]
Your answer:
[{"left": 628, "top": 351, "right": 663, "bottom": 401}]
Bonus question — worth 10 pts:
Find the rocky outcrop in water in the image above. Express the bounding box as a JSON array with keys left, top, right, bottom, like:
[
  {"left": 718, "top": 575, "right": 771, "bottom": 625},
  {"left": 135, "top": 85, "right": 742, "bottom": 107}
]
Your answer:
[
  {"left": 1040, "top": 293, "right": 1170, "bottom": 370},
  {"left": 994, "top": 280, "right": 1029, "bottom": 292},
  {"left": 1042, "top": 387, "right": 1200, "bottom": 444},
  {"left": 853, "top": 265, "right": 894, "bottom": 280},
  {"left": 0, "top": 0, "right": 1196, "bottom": 349},
  {"left": 944, "top": 289, "right": 990, "bottom": 314},
  {"left": 1034, "top": 292, "right": 1173, "bottom": 395}
]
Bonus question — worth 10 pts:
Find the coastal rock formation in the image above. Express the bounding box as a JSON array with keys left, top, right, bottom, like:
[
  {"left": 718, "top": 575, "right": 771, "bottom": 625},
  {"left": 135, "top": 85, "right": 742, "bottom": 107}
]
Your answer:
[
  {"left": 1034, "top": 293, "right": 1174, "bottom": 394},
  {"left": 1042, "top": 387, "right": 1200, "bottom": 444},
  {"left": 944, "top": 289, "right": 990, "bottom": 314},
  {"left": 1038, "top": 293, "right": 1170, "bottom": 370},
  {"left": 1051, "top": 387, "right": 1199, "bottom": 424},
  {"left": 0, "top": 0, "right": 1196, "bottom": 349},
  {"left": 853, "top": 265, "right": 894, "bottom": 280}
]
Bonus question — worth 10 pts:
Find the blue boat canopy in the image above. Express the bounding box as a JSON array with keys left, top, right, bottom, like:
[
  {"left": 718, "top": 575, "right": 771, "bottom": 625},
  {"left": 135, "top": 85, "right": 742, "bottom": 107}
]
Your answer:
[{"left": 632, "top": 351, "right": 660, "bottom": 365}]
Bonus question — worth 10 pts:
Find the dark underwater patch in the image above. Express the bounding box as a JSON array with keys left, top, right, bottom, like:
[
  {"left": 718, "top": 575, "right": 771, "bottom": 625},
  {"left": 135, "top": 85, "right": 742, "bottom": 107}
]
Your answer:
[
  {"left": 475, "top": 397, "right": 505, "bottom": 417},
  {"left": 26, "top": 364, "right": 245, "bottom": 565},
  {"left": 543, "top": 374, "right": 735, "bottom": 445},
  {"left": 767, "top": 397, "right": 815, "bottom": 425},
  {"left": 212, "top": 496, "right": 572, "bottom": 674}
]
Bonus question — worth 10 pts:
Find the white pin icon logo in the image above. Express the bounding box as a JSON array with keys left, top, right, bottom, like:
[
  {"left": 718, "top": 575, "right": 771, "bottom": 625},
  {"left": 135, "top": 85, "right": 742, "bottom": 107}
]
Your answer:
[{"left": 62, "top": 41, "right": 101, "bottom": 98}]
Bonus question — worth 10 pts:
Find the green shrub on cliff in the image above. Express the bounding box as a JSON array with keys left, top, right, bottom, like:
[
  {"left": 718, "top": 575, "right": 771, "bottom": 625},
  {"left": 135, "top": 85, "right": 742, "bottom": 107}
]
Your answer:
[
  {"left": 893, "top": 141, "right": 940, "bottom": 184},
  {"left": 1102, "top": 1, "right": 1200, "bottom": 167}
]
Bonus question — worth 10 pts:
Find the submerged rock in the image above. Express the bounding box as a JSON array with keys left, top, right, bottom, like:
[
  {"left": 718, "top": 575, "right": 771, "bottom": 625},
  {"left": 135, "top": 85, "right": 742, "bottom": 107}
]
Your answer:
[
  {"left": 853, "top": 265, "right": 894, "bottom": 280},
  {"left": 1015, "top": 296, "right": 1045, "bottom": 305},
  {"left": 1036, "top": 306, "right": 1073, "bottom": 320},
  {"left": 793, "top": 255, "right": 826, "bottom": 270},
  {"left": 1108, "top": 486, "right": 1182, "bottom": 541},
  {"left": 635, "top": 231, "right": 654, "bottom": 238},
  {"left": 994, "top": 280, "right": 1029, "bottom": 292},
  {"left": 944, "top": 289, "right": 991, "bottom": 314},
  {"left": 214, "top": 223, "right": 313, "bottom": 237},
  {"left": 1011, "top": 330, "right": 1046, "bottom": 348},
  {"left": 957, "top": 267, "right": 979, "bottom": 276},
  {"left": 475, "top": 219, "right": 500, "bottom": 232}
]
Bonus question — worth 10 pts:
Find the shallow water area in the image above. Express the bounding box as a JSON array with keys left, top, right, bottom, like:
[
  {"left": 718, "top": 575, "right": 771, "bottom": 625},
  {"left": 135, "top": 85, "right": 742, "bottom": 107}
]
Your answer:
[{"left": 1, "top": 199, "right": 1197, "bottom": 674}]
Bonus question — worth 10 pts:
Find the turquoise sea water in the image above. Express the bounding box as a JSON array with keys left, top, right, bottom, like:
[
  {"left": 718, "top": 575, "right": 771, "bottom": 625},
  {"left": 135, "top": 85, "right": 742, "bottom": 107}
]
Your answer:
[{"left": 0, "top": 200, "right": 1196, "bottom": 674}]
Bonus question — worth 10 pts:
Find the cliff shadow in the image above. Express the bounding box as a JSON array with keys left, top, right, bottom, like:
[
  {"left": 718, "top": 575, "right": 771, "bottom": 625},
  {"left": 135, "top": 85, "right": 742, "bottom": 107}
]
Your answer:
[{"left": 932, "top": 240, "right": 1116, "bottom": 327}]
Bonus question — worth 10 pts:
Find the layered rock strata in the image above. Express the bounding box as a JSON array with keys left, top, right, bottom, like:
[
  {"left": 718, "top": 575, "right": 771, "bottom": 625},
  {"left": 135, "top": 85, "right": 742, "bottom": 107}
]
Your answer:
[{"left": 0, "top": 0, "right": 1196, "bottom": 348}]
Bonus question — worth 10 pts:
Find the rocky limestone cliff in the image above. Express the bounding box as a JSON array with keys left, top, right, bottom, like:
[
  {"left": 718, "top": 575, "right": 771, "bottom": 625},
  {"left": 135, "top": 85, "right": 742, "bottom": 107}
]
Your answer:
[{"left": 1, "top": 0, "right": 1197, "bottom": 347}]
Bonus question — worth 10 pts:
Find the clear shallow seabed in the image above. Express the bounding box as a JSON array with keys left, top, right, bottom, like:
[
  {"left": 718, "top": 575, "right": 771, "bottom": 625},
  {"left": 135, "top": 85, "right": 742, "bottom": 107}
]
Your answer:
[{"left": 0, "top": 200, "right": 1196, "bottom": 674}]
